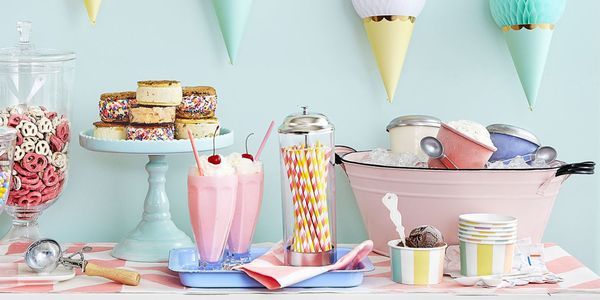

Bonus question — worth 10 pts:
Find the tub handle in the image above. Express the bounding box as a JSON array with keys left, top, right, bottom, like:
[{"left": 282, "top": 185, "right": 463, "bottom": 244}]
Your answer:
[
  {"left": 555, "top": 161, "right": 595, "bottom": 177},
  {"left": 334, "top": 145, "right": 356, "bottom": 173},
  {"left": 537, "top": 161, "right": 595, "bottom": 196}
]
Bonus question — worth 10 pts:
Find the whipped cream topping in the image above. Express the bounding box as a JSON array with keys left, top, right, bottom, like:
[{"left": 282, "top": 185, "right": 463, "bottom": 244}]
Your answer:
[
  {"left": 228, "top": 152, "right": 263, "bottom": 175},
  {"left": 447, "top": 120, "right": 495, "bottom": 148},
  {"left": 193, "top": 155, "right": 236, "bottom": 177}
]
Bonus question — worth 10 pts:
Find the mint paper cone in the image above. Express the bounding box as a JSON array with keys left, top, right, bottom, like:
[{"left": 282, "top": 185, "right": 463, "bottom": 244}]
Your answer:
[
  {"left": 503, "top": 26, "right": 554, "bottom": 110},
  {"left": 489, "top": 0, "right": 566, "bottom": 110},
  {"left": 213, "top": 0, "right": 253, "bottom": 64}
]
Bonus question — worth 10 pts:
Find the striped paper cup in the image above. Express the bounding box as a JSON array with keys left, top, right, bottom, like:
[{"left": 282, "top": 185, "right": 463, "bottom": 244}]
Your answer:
[
  {"left": 388, "top": 240, "right": 447, "bottom": 285},
  {"left": 459, "top": 239, "right": 515, "bottom": 276},
  {"left": 459, "top": 224, "right": 517, "bottom": 232},
  {"left": 458, "top": 230, "right": 517, "bottom": 240},
  {"left": 458, "top": 227, "right": 517, "bottom": 236},
  {"left": 458, "top": 235, "right": 516, "bottom": 244},
  {"left": 459, "top": 213, "right": 517, "bottom": 226}
]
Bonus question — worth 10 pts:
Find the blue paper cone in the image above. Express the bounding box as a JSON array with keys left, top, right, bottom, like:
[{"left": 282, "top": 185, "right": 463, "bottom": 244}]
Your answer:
[
  {"left": 503, "top": 28, "right": 554, "bottom": 110},
  {"left": 212, "top": 0, "right": 253, "bottom": 64}
]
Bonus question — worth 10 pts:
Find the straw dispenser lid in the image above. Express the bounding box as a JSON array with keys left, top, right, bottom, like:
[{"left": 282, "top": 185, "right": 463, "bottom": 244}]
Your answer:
[
  {"left": 386, "top": 115, "right": 441, "bottom": 132},
  {"left": 279, "top": 107, "right": 334, "bottom": 135},
  {"left": 486, "top": 124, "right": 540, "bottom": 146},
  {"left": 0, "top": 21, "right": 75, "bottom": 63}
]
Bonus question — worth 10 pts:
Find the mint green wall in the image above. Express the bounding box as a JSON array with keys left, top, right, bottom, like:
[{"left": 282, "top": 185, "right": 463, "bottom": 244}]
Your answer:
[{"left": 0, "top": 0, "right": 598, "bottom": 272}]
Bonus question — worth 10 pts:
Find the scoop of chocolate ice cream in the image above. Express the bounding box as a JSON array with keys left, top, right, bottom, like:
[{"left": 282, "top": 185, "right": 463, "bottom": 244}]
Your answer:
[{"left": 405, "top": 225, "right": 444, "bottom": 248}]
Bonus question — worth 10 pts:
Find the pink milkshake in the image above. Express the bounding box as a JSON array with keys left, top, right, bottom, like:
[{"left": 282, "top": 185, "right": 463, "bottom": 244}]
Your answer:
[
  {"left": 187, "top": 155, "right": 237, "bottom": 270},
  {"left": 226, "top": 153, "right": 264, "bottom": 263}
]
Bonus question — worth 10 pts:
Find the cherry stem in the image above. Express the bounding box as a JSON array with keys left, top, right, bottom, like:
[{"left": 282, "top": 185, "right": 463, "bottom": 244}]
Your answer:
[
  {"left": 212, "top": 126, "right": 220, "bottom": 156},
  {"left": 245, "top": 133, "right": 254, "bottom": 154}
]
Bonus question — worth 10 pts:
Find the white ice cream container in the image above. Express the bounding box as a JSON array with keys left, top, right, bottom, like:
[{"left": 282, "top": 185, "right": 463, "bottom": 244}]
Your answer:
[{"left": 386, "top": 115, "right": 441, "bottom": 155}]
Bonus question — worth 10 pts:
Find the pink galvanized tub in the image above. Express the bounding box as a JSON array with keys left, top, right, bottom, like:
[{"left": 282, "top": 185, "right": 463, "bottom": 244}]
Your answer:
[{"left": 336, "top": 146, "right": 594, "bottom": 256}]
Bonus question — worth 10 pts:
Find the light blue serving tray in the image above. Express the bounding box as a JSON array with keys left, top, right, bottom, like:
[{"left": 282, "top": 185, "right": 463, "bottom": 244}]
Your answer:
[{"left": 168, "top": 247, "right": 374, "bottom": 288}]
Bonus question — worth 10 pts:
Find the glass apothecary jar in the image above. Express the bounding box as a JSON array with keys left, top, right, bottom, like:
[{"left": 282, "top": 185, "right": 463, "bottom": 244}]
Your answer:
[
  {"left": 0, "top": 21, "right": 75, "bottom": 242},
  {"left": 279, "top": 107, "right": 336, "bottom": 266}
]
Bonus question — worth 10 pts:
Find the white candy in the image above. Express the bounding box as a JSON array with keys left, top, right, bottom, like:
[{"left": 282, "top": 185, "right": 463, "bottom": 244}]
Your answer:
[
  {"left": 35, "top": 140, "right": 51, "bottom": 156},
  {"left": 37, "top": 117, "right": 53, "bottom": 133},
  {"left": 14, "top": 146, "right": 25, "bottom": 162},
  {"left": 13, "top": 176, "right": 21, "bottom": 190},
  {"left": 51, "top": 152, "right": 67, "bottom": 169},
  {"left": 21, "top": 140, "right": 35, "bottom": 153},
  {"left": 18, "top": 121, "right": 38, "bottom": 137}
]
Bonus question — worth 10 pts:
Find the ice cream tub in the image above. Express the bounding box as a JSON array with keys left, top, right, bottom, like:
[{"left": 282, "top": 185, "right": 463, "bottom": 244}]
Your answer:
[
  {"left": 388, "top": 240, "right": 447, "bottom": 285},
  {"left": 335, "top": 146, "right": 594, "bottom": 255},
  {"left": 487, "top": 124, "right": 540, "bottom": 162},
  {"left": 429, "top": 123, "right": 497, "bottom": 169},
  {"left": 459, "top": 240, "right": 514, "bottom": 276},
  {"left": 386, "top": 115, "right": 441, "bottom": 156}
]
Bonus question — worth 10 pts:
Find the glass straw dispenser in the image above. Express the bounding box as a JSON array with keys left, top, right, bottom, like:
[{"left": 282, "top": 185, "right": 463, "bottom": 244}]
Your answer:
[{"left": 278, "top": 107, "right": 336, "bottom": 266}]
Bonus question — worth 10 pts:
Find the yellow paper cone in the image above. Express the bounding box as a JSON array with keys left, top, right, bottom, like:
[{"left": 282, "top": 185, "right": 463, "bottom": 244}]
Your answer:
[
  {"left": 364, "top": 16, "right": 415, "bottom": 103},
  {"left": 84, "top": 0, "right": 102, "bottom": 25}
]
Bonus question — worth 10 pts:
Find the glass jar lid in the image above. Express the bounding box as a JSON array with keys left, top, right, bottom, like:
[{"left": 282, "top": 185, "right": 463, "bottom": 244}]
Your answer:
[
  {"left": 486, "top": 124, "right": 540, "bottom": 146},
  {"left": 279, "top": 107, "right": 334, "bottom": 134},
  {"left": 386, "top": 115, "right": 441, "bottom": 132},
  {"left": 0, "top": 21, "right": 75, "bottom": 63}
]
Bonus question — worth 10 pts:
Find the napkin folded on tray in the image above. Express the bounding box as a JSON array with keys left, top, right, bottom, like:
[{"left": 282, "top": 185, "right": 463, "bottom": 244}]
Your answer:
[
  {"left": 445, "top": 238, "right": 562, "bottom": 288},
  {"left": 235, "top": 240, "right": 373, "bottom": 290}
]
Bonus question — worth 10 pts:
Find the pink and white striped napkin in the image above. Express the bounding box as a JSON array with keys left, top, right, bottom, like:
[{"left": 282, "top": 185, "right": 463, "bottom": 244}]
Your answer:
[{"left": 235, "top": 240, "right": 373, "bottom": 290}]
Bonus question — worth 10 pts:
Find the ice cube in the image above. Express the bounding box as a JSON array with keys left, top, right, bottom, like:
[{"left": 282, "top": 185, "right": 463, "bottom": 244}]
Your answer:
[{"left": 507, "top": 156, "right": 529, "bottom": 169}]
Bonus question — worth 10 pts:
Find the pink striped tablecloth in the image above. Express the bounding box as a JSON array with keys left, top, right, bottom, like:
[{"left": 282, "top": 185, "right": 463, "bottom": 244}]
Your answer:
[{"left": 0, "top": 242, "right": 599, "bottom": 295}]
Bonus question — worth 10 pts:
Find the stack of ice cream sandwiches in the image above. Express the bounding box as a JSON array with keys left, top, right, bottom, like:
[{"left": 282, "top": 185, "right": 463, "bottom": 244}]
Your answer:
[{"left": 93, "top": 80, "right": 220, "bottom": 141}]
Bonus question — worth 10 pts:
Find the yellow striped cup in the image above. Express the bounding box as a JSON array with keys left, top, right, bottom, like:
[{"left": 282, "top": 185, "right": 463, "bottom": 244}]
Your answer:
[
  {"left": 459, "top": 240, "right": 514, "bottom": 276},
  {"left": 388, "top": 240, "right": 447, "bottom": 285}
]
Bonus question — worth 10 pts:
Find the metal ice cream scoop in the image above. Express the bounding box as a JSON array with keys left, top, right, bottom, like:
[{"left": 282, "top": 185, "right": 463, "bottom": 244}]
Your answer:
[
  {"left": 534, "top": 146, "right": 557, "bottom": 163},
  {"left": 420, "top": 136, "right": 458, "bottom": 169},
  {"left": 25, "top": 239, "right": 140, "bottom": 286}
]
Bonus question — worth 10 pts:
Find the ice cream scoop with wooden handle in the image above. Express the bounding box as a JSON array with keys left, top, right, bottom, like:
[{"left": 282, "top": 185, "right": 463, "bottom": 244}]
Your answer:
[{"left": 84, "top": 262, "right": 141, "bottom": 286}]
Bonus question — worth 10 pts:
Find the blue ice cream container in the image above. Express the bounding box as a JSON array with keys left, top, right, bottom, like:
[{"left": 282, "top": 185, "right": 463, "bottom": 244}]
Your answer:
[{"left": 487, "top": 124, "right": 540, "bottom": 162}]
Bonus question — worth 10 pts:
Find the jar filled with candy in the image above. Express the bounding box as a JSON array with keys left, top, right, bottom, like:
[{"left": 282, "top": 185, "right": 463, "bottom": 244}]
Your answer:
[
  {"left": 0, "top": 21, "right": 75, "bottom": 242},
  {"left": 0, "top": 127, "right": 17, "bottom": 215}
]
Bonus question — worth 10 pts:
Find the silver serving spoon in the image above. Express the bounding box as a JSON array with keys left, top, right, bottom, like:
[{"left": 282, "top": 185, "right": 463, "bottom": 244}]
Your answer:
[
  {"left": 25, "top": 239, "right": 140, "bottom": 286},
  {"left": 420, "top": 136, "right": 458, "bottom": 169}
]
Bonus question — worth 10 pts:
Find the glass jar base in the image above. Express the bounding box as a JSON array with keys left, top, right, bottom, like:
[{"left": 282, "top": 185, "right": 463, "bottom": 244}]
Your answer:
[
  {"left": 1, "top": 220, "right": 40, "bottom": 243},
  {"left": 285, "top": 248, "right": 335, "bottom": 267}
]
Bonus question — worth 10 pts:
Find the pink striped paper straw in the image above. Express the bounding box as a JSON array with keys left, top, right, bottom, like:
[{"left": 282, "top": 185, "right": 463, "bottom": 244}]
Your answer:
[
  {"left": 255, "top": 120, "right": 275, "bottom": 161},
  {"left": 187, "top": 129, "right": 203, "bottom": 176}
]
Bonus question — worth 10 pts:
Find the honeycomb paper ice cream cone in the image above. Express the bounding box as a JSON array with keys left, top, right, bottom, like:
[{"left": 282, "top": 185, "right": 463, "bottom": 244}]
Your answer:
[
  {"left": 490, "top": 0, "right": 566, "bottom": 110},
  {"left": 213, "top": 0, "right": 253, "bottom": 64},
  {"left": 352, "top": 0, "right": 426, "bottom": 103},
  {"left": 84, "top": 0, "right": 102, "bottom": 25}
]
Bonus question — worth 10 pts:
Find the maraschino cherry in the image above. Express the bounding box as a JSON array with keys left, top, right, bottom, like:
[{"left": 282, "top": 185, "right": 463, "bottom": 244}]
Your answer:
[
  {"left": 207, "top": 126, "right": 221, "bottom": 165},
  {"left": 242, "top": 133, "right": 255, "bottom": 161}
]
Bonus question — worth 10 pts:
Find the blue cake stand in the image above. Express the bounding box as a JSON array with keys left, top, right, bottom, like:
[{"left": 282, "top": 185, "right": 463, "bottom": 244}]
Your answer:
[{"left": 78, "top": 128, "right": 234, "bottom": 262}]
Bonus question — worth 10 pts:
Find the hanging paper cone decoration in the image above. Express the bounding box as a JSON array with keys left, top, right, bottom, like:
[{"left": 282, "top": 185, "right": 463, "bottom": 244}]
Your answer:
[
  {"left": 490, "top": 0, "right": 566, "bottom": 110},
  {"left": 212, "top": 0, "right": 253, "bottom": 64},
  {"left": 83, "top": 0, "right": 102, "bottom": 25},
  {"left": 352, "top": 0, "right": 426, "bottom": 103}
]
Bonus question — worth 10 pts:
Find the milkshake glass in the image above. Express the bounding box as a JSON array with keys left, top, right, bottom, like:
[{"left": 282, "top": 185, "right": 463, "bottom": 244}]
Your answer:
[
  {"left": 226, "top": 153, "right": 264, "bottom": 263},
  {"left": 187, "top": 157, "right": 238, "bottom": 270}
]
